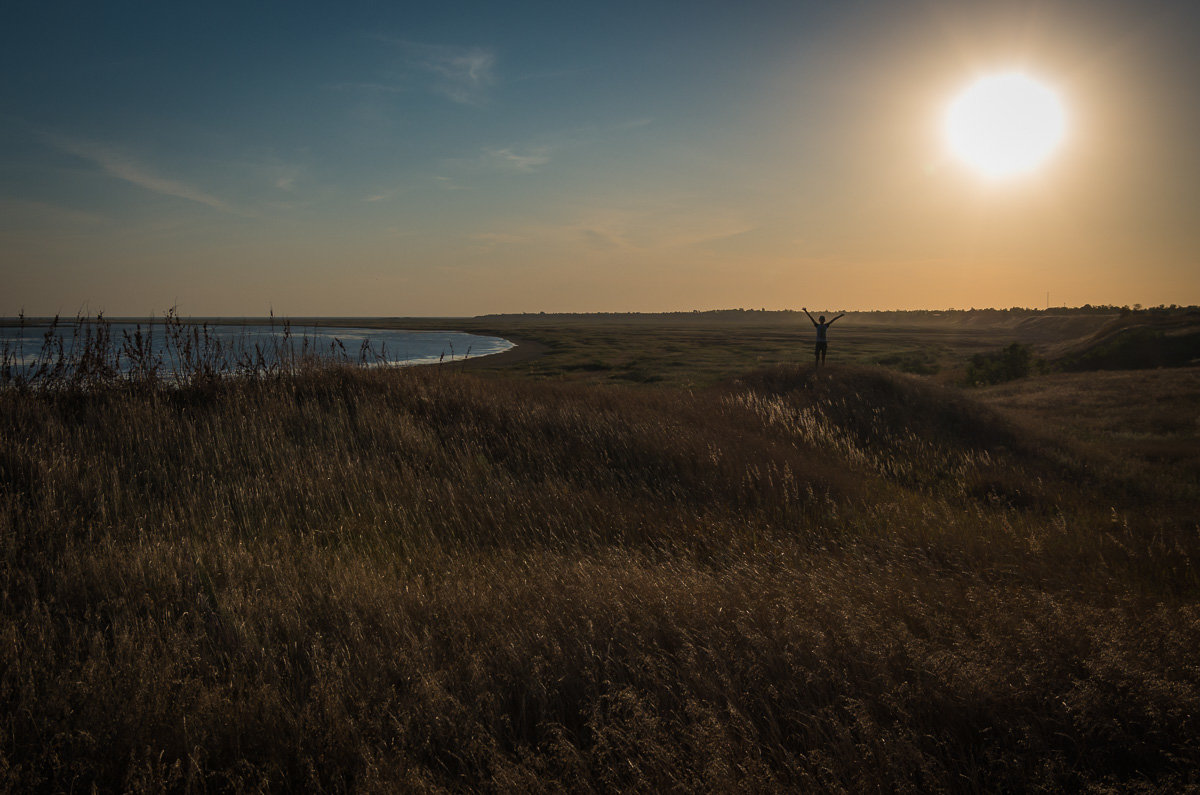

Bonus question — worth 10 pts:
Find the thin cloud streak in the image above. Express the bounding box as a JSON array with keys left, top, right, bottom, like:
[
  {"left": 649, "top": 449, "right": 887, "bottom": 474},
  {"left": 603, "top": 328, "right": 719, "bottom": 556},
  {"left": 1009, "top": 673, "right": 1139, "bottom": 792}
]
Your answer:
[
  {"left": 432, "top": 175, "right": 472, "bottom": 191},
  {"left": 484, "top": 147, "right": 551, "bottom": 172},
  {"left": 376, "top": 38, "right": 497, "bottom": 105},
  {"left": 469, "top": 119, "right": 651, "bottom": 175},
  {"left": 459, "top": 203, "right": 758, "bottom": 255},
  {"left": 46, "top": 134, "right": 235, "bottom": 213}
]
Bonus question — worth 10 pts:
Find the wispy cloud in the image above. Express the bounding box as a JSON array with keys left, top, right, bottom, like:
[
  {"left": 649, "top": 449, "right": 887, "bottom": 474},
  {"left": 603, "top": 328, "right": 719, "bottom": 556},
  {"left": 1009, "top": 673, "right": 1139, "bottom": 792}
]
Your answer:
[
  {"left": 433, "top": 175, "right": 472, "bottom": 191},
  {"left": 467, "top": 119, "right": 652, "bottom": 176},
  {"left": 483, "top": 146, "right": 551, "bottom": 172},
  {"left": 47, "top": 134, "right": 234, "bottom": 212},
  {"left": 376, "top": 39, "right": 496, "bottom": 105},
  {"left": 428, "top": 117, "right": 650, "bottom": 191},
  {"left": 270, "top": 162, "right": 303, "bottom": 192},
  {"left": 467, "top": 202, "right": 757, "bottom": 254}
]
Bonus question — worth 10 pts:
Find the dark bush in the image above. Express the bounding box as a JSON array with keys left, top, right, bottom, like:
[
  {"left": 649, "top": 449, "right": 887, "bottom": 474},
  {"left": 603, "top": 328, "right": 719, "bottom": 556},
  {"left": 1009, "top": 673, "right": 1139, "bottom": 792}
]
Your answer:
[{"left": 965, "top": 342, "right": 1041, "bottom": 386}]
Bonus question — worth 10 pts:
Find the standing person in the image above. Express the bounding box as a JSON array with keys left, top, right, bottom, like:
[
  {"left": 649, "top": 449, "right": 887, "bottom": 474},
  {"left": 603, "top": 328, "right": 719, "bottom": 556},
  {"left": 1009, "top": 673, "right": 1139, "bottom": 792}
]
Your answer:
[{"left": 803, "top": 307, "right": 845, "bottom": 367}]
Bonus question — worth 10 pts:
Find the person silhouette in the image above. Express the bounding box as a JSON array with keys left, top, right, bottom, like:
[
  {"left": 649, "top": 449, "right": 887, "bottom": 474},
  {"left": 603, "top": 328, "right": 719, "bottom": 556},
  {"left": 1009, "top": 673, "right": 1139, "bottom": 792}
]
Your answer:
[{"left": 803, "top": 307, "right": 845, "bottom": 367}]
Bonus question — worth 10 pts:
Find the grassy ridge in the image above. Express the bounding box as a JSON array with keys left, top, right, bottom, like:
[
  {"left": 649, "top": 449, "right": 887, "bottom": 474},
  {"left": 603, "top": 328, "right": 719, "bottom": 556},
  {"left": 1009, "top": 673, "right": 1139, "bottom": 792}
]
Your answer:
[{"left": 2, "top": 363, "right": 1198, "bottom": 790}]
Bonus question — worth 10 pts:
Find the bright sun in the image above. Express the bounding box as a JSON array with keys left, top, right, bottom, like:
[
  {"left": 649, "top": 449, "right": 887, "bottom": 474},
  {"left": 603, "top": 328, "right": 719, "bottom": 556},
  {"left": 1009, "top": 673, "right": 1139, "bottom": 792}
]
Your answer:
[{"left": 944, "top": 72, "right": 1067, "bottom": 179}]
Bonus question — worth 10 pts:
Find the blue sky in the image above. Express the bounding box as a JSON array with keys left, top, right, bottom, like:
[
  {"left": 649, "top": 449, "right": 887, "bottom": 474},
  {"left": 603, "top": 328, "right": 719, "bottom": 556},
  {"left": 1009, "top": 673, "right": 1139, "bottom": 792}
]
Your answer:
[{"left": 2, "top": 0, "right": 1198, "bottom": 315}]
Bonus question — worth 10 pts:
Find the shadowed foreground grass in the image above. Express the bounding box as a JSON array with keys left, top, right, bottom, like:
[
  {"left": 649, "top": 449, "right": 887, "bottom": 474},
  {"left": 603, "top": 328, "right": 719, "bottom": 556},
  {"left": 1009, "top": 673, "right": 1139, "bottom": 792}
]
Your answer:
[{"left": 2, "top": 363, "right": 1198, "bottom": 791}]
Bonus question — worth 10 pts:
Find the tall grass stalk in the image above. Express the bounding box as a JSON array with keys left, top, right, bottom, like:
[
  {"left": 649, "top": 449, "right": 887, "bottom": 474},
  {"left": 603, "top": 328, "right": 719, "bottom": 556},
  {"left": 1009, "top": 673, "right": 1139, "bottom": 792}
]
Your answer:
[
  {"left": 1, "top": 353, "right": 1197, "bottom": 790},
  {"left": 0, "top": 309, "right": 391, "bottom": 391}
]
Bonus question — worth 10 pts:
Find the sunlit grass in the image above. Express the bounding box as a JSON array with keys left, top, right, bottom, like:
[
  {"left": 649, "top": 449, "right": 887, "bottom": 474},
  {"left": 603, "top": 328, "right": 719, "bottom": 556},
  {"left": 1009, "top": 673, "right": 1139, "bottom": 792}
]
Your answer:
[{"left": 1, "top": 322, "right": 1198, "bottom": 790}]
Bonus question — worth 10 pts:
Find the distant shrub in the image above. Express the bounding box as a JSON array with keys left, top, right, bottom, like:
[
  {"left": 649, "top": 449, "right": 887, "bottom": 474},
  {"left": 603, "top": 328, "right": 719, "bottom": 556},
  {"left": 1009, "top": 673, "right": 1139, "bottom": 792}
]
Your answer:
[{"left": 965, "top": 342, "right": 1042, "bottom": 386}]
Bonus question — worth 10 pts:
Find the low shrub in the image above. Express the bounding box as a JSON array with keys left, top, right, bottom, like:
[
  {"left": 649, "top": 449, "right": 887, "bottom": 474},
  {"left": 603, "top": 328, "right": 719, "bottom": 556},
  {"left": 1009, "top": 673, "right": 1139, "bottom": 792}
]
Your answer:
[{"left": 965, "top": 342, "right": 1043, "bottom": 385}]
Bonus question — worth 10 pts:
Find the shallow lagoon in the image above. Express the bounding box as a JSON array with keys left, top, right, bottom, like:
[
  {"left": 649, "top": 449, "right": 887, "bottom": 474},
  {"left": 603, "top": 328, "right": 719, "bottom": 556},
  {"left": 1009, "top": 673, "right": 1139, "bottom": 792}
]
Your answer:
[{"left": 0, "top": 321, "right": 513, "bottom": 378}]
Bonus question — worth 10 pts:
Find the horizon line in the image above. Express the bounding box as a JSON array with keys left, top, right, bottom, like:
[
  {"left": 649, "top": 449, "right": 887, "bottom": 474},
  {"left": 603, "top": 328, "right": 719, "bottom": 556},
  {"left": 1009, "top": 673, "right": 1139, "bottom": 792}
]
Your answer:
[{"left": 0, "top": 304, "right": 1193, "bottom": 323}]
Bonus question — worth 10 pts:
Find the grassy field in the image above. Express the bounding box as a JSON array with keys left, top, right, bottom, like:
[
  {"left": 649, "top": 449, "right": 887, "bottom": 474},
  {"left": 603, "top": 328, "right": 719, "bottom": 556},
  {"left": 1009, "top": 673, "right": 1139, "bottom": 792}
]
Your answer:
[
  {"left": 362, "top": 309, "right": 1135, "bottom": 386},
  {"left": 1, "top": 313, "right": 1198, "bottom": 791}
]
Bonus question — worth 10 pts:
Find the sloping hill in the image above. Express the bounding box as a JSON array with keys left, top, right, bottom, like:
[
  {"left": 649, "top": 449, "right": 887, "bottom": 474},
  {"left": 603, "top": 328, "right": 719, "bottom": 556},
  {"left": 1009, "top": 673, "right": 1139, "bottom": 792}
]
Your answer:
[
  {"left": 729, "top": 365, "right": 1110, "bottom": 513},
  {"left": 1053, "top": 312, "right": 1200, "bottom": 370},
  {"left": 2, "top": 363, "right": 1197, "bottom": 791},
  {"left": 1008, "top": 312, "right": 1120, "bottom": 345}
]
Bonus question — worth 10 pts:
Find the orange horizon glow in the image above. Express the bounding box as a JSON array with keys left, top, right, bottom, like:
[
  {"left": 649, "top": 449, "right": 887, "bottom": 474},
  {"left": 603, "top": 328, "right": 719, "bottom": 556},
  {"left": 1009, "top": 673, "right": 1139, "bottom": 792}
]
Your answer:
[{"left": 1, "top": 3, "right": 1197, "bottom": 316}]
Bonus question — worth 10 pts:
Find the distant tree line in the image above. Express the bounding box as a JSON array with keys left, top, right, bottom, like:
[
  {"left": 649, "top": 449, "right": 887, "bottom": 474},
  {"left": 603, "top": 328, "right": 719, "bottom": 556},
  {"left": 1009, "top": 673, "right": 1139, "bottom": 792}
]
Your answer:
[{"left": 476, "top": 305, "right": 1198, "bottom": 322}]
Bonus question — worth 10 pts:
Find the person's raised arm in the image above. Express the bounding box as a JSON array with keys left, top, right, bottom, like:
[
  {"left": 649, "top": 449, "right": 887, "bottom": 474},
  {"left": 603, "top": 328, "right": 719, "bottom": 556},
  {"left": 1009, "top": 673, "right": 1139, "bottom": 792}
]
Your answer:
[
  {"left": 827, "top": 312, "right": 846, "bottom": 325},
  {"left": 802, "top": 307, "right": 816, "bottom": 326}
]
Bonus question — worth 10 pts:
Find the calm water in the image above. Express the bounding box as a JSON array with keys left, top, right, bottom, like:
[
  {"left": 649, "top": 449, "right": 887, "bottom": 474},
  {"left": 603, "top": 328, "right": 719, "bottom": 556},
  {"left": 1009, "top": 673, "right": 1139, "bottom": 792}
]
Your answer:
[{"left": 0, "top": 322, "right": 513, "bottom": 376}]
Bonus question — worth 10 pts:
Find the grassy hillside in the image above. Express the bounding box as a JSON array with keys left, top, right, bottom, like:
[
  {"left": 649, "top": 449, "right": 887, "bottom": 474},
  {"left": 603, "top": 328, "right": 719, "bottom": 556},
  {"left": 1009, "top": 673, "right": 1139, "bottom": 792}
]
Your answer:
[
  {"left": 2, "top": 360, "right": 1198, "bottom": 791},
  {"left": 1053, "top": 313, "right": 1200, "bottom": 371},
  {"left": 381, "top": 308, "right": 1183, "bottom": 385},
  {"left": 981, "top": 367, "right": 1200, "bottom": 506}
]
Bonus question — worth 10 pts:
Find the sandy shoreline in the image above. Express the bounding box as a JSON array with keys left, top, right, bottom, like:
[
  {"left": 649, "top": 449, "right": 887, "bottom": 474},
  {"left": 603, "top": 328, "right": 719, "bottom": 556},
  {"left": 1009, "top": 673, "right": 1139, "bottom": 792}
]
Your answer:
[{"left": 445, "top": 336, "right": 547, "bottom": 370}]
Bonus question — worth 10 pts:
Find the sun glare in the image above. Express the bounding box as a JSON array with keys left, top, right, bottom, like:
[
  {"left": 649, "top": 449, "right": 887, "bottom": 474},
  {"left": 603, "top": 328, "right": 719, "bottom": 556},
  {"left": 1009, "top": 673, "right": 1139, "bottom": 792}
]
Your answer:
[{"left": 944, "top": 72, "right": 1067, "bottom": 179}]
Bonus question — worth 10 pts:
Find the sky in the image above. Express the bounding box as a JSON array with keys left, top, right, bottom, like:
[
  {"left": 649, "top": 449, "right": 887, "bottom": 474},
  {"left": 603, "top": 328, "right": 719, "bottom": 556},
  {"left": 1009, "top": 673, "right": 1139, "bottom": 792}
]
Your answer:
[{"left": 2, "top": 0, "right": 1198, "bottom": 316}]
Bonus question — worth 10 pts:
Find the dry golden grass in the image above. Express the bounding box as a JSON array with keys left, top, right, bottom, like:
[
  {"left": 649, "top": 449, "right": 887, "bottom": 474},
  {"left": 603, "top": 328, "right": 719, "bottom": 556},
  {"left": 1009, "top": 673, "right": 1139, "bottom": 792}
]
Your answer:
[{"left": 2, "top": 358, "right": 1198, "bottom": 791}]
